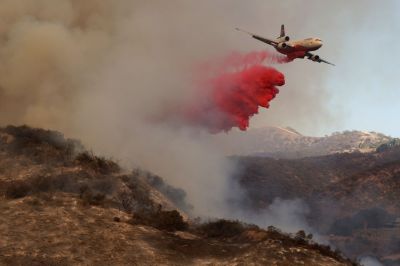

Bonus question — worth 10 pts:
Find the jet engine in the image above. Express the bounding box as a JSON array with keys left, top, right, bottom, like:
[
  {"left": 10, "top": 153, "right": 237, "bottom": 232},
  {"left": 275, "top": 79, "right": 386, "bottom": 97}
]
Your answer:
[
  {"left": 277, "top": 42, "right": 288, "bottom": 49},
  {"left": 276, "top": 36, "right": 290, "bottom": 43},
  {"left": 309, "top": 55, "right": 320, "bottom": 61}
]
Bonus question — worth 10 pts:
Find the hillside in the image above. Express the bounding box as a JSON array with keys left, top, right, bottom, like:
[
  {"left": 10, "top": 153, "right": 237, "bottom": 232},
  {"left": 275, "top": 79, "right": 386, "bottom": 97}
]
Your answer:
[
  {"left": 0, "top": 125, "right": 356, "bottom": 266},
  {"left": 234, "top": 147, "right": 400, "bottom": 213},
  {"left": 219, "top": 126, "right": 393, "bottom": 158},
  {"left": 233, "top": 147, "right": 400, "bottom": 265}
]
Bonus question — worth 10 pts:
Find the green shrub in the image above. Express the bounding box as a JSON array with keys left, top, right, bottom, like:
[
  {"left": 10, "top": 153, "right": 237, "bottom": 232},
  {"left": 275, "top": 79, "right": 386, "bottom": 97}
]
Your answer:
[
  {"left": 154, "top": 210, "right": 188, "bottom": 231},
  {"left": 198, "top": 219, "right": 246, "bottom": 238},
  {"left": 79, "top": 185, "right": 106, "bottom": 206},
  {"left": 75, "top": 152, "right": 120, "bottom": 174},
  {"left": 131, "top": 209, "right": 188, "bottom": 232},
  {"left": 4, "top": 125, "right": 83, "bottom": 164}
]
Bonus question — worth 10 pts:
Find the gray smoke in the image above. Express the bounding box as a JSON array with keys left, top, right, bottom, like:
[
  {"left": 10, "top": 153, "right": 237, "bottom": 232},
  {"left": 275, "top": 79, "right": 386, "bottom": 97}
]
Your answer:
[
  {"left": 359, "top": 257, "right": 383, "bottom": 266},
  {"left": 233, "top": 198, "right": 314, "bottom": 234},
  {"left": 0, "top": 0, "right": 393, "bottom": 221}
]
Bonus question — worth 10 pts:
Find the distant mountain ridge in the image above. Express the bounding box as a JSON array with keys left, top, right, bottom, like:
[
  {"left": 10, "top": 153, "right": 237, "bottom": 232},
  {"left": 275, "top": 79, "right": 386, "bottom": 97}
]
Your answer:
[{"left": 221, "top": 126, "right": 394, "bottom": 158}]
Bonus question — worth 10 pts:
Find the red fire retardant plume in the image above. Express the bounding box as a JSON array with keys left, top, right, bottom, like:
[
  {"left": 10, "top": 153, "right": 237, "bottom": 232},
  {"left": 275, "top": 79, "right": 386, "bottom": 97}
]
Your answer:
[{"left": 185, "top": 51, "right": 286, "bottom": 133}]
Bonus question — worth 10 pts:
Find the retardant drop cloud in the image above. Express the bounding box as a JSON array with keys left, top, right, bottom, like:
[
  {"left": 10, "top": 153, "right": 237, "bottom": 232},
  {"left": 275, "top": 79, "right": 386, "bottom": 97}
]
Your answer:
[{"left": 181, "top": 51, "right": 287, "bottom": 133}]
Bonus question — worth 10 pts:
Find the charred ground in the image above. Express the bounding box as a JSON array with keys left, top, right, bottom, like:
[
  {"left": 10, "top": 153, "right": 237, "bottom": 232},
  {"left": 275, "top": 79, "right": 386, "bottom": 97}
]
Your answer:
[{"left": 0, "top": 125, "right": 356, "bottom": 266}]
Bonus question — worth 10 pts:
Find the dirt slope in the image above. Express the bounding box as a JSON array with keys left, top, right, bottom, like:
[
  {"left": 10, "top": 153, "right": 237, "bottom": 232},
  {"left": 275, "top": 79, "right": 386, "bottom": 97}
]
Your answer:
[
  {"left": 0, "top": 193, "right": 353, "bottom": 266},
  {"left": 0, "top": 125, "right": 356, "bottom": 266}
]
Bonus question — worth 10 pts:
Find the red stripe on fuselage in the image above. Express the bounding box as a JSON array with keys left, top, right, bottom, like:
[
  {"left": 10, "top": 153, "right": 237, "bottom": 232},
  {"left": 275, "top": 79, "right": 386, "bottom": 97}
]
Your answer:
[
  {"left": 286, "top": 50, "right": 307, "bottom": 60},
  {"left": 276, "top": 43, "right": 318, "bottom": 59}
]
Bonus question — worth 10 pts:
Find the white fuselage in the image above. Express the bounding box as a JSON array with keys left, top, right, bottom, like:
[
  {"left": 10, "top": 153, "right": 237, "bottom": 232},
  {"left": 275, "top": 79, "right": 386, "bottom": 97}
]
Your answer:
[{"left": 276, "top": 38, "right": 323, "bottom": 58}]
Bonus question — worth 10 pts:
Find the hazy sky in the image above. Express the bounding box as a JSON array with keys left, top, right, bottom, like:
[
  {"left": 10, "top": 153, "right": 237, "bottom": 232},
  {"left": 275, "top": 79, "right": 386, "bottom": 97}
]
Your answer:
[
  {"left": 1, "top": 0, "right": 399, "bottom": 137},
  {"left": 232, "top": 0, "right": 400, "bottom": 137},
  {"left": 324, "top": 1, "right": 400, "bottom": 137}
]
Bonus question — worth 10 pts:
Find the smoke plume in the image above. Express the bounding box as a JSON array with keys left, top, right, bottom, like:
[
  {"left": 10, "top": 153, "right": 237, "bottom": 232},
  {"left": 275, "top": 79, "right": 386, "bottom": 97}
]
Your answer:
[
  {"left": 0, "top": 1, "right": 340, "bottom": 221},
  {"left": 359, "top": 257, "right": 383, "bottom": 266}
]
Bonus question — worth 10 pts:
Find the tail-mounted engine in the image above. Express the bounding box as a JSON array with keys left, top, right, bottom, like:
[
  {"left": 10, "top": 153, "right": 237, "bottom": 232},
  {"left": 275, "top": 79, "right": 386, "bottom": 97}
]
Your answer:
[{"left": 276, "top": 36, "right": 290, "bottom": 43}]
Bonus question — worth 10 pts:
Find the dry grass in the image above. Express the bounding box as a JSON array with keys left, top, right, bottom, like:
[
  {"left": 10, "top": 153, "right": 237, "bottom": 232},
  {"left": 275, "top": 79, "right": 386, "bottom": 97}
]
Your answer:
[{"left": 0, "top": 125, "right": 359, "bottom": 265}]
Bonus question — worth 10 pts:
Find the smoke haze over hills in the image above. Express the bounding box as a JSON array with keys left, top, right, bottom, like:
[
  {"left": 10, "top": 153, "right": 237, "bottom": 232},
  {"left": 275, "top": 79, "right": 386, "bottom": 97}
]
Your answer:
[
  {"left": 0, "top": 1, "right": 399, "bottom": 239},
  {"left": 0, "top": 1, "right": 323, "bottom": 218}
]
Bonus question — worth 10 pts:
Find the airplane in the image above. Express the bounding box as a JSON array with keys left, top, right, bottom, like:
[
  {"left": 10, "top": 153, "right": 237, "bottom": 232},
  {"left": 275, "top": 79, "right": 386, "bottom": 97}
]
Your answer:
[{"left": 236, "top": 25, "right": 335, "bottom": 66}]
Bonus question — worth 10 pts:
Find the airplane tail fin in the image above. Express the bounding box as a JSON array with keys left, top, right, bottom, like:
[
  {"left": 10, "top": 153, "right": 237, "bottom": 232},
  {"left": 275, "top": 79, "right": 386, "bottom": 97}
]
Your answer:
[{"left": 279, "top": 24, "right": 285, "bottom": 38}]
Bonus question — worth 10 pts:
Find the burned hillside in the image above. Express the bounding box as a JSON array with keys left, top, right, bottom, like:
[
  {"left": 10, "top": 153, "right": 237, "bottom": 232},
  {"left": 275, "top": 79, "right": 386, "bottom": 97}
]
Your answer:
[{"left": 0, "top": 125, "right": 357, "bottom": 265}]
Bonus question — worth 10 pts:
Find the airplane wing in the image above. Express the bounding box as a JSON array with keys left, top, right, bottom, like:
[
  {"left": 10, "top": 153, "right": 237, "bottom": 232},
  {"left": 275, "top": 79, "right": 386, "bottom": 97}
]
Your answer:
[
  {"left": 305, "top": 52, "right": 335, "bottom": 66},
  {"left": 236, "top": 28, "right": 278, "bottom": 46}
]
